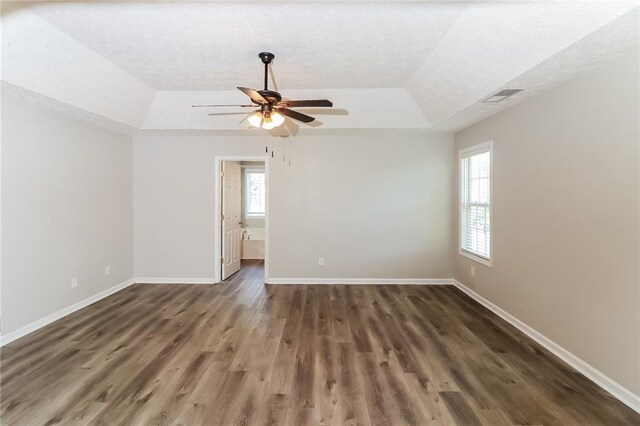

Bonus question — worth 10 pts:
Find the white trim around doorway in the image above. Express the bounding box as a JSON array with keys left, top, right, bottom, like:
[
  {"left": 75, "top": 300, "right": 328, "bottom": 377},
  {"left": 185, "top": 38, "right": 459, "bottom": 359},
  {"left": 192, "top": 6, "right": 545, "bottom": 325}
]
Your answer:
[{"left": 214, "top": 156, "right": 270, "bottom": 283}]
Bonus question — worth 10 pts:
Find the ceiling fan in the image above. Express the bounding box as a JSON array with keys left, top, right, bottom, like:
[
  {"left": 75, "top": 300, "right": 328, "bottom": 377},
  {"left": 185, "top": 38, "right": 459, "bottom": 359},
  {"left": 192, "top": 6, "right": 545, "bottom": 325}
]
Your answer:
[{"left": 192, "top": 52, "right": 334, "bottom": 130}]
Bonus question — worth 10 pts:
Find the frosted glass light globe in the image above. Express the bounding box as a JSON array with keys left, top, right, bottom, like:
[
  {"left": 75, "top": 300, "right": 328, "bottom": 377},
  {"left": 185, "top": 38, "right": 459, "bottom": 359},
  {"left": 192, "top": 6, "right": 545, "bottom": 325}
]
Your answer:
[
  {"left": 270, "top": 111, "right": 285, "bottom": 127},
  {"left": 247, "top": 110, "right": 285, "bottom": 129},
  {"left": 248, "top": 111, "right": 263, "bottom": 128},
  {"left": 262, "top": 117, "right": 276, "bottom": 130}
]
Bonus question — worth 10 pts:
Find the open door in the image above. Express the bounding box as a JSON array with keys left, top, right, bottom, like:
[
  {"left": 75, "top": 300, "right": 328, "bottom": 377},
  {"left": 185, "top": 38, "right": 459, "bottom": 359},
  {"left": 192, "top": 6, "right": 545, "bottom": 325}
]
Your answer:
[{"left": 221, "top": 161, "right": 242, "bottom": 280}]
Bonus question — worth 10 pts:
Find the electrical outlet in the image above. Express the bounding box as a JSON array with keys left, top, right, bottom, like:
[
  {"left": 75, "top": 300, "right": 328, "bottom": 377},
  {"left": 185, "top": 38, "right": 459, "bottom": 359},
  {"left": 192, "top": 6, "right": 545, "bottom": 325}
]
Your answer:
[
  {"left": 105, "top": 265, "right": 111, "bottom": 276},
  {"left": 470, "top": 266, "right": 476, "bottom": 277},
  {"left": 71, "top": 277, "right": 78, "bottom": 288},
  {"left": 318, "top": 257, "right": 325, "bottom": 266}
]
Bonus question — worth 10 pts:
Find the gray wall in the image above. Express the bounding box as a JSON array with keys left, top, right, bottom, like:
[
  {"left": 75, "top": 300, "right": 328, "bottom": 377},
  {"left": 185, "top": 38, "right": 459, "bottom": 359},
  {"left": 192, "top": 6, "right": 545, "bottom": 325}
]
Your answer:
[
  {"left": 133, "top": 133, "right": 453, "bottom": 280},
  {"left": 1, "top": 92, "right": 134, "bottom": 334},
  {"left": 453, "top": 49, "right": 640, "bottom": 395}
]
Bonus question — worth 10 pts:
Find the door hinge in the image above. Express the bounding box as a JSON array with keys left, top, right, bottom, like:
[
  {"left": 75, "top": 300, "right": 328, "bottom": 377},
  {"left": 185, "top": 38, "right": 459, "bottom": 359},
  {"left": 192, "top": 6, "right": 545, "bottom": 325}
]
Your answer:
[
  {"left": 220, "top": 170, "right": 224, "bottom": 177},
  {"left": 221, "top": 256, "right": 224, "bottom": 263},
  {"left": 221, "top": 214, "right": 225, "bottom": 220}
]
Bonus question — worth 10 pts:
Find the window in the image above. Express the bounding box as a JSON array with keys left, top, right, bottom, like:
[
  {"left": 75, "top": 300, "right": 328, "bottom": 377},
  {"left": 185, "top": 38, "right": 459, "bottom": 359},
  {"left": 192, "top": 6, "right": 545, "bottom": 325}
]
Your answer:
[
  {"left": 459, "top": 141, "right": 492, "bottom": 266},
  {"left": 245, "top": 169, "right": 265, "bottom": 217}
]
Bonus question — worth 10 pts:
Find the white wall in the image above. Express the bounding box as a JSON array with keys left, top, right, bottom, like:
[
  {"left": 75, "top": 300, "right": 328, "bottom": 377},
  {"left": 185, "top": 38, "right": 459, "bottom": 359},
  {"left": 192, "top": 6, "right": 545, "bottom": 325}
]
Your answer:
[
  {"left": 454, "top": 49, "right": 640, "bottom": 395},
  {"left": 133, "top": 133, "right": 453, "bottom": 280},
  {"left": 1, "top": 92, "right": 133, "bottom": 334}
]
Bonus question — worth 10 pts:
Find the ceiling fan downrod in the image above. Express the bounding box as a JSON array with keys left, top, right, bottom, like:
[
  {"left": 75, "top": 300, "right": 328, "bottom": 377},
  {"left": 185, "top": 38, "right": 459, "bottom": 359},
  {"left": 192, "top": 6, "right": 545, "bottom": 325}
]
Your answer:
[{"left": 258, "top": 52, "right": 275, "bottom": 91}]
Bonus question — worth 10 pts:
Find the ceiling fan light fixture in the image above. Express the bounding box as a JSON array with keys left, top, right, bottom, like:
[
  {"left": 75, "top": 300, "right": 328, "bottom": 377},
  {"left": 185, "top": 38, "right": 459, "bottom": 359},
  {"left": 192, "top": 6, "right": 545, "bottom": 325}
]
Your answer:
[
  {"left": 262, "top": 116, "right": 276, "bottom": 130},
  {"left": 248, "top": 111, "right": 263, "bottom": 128},
  {"left": 270, "top": 111, "right": 285, "bottom": 127},
  {"left": 247, "top": 110, "right": 285, "bottom": 130},
  {"left": 196, "top": 52, "right": 333, "bottom": 128}
]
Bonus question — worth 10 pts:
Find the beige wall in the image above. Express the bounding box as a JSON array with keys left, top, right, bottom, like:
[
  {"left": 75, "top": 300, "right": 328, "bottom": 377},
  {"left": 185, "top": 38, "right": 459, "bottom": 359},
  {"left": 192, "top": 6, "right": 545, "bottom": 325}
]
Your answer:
[
  {"left": 454, "top": 49, "right": 640, "bottom": 394},
  {"left": 133, "top": 133, "right": 453, "bottom": 280},
  {"left": 1, "top": 92, "right": 134, "bottom": 334}
]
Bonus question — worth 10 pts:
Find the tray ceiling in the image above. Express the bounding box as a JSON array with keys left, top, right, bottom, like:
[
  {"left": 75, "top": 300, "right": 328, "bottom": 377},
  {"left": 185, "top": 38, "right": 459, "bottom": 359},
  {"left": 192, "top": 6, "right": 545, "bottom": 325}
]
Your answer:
[{"left": 2, "top": 1, "right": 637, "bottom": 134}]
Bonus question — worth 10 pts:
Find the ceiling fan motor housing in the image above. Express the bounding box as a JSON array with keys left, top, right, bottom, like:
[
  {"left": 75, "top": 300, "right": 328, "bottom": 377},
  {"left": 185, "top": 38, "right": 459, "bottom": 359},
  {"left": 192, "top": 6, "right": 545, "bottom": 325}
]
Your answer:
[
  {"left": 256, "top": 90, "right": 282, "bottom": 105},
  {"left": 258, "top": 52, "right": 275, "bottom": 65},
  {"left": 260, "top": 103, "right": 273, "bottom": 117}
]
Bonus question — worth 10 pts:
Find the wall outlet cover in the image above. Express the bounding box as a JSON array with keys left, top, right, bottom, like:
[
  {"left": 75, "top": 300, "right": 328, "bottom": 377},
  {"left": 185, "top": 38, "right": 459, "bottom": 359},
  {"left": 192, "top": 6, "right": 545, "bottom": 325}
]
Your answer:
[
  {"left": 318, "top": 257, "right": 325, "bottom": 266},
  {"left": 71, "top": 277, "right": 78, "bottom": 288}
]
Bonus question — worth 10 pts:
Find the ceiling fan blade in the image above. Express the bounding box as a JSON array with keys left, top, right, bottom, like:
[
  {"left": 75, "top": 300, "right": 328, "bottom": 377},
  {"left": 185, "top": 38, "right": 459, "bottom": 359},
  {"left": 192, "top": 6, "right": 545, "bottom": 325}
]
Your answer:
[
  {"left": 276, "top": 107, "right": 315, "bottom": 123},
  {"left": 193, "top": 104, "right": 255, "bottom": 108},
  {"left": 207, "top": 112, "right": 253, "bottom": 116},
  {"left": 295, "top": 108, "right": 349, "bottom": 116},
  {"left": 237, "top": 87, "right": 267, "bottom": 104},
  {"left": 278, "top": 99, "right": 333, "bottom": 108}
]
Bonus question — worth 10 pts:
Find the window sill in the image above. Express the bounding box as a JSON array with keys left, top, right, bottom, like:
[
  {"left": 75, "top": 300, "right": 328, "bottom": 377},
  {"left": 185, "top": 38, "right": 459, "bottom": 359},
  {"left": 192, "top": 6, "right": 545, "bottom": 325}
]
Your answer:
[
  {"left": 459, "top": 249, "right": 492, "bottom": 267},
  {"left": 245, "top": 214, "right": 265, "bottom": 219}
]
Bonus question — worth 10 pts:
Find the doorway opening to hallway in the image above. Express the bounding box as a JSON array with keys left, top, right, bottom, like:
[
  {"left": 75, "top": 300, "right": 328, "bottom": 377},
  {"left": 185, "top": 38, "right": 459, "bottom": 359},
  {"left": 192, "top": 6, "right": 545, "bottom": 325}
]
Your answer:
[{"left": 215, "top": 156, "right": 269, "bottom": 283}]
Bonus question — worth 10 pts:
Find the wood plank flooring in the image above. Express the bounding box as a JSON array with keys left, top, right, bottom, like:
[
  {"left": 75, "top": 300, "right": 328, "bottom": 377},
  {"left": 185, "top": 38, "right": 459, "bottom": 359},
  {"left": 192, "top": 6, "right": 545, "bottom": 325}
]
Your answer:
[{"left": 1, "top": 260, "right": 638, "bottom": 425}]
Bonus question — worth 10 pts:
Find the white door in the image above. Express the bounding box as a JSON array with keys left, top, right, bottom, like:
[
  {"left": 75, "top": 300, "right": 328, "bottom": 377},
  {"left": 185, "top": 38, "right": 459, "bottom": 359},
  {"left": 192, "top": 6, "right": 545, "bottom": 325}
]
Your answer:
[{"left": 222, "top": 161, "right": 242, "bottom": 280}]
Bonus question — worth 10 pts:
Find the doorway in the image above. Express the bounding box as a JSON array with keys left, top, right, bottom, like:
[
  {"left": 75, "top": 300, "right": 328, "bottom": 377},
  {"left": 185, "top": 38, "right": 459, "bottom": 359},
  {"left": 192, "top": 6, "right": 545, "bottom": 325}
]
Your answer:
[{"left": 215, "top": 156, "right": 269, "bottom": 282}]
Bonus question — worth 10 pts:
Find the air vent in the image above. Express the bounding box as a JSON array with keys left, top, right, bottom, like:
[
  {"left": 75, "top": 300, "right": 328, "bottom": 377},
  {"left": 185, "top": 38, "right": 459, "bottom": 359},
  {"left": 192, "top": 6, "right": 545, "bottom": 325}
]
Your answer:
[{"left": 482, "top": 88, "right": 524, "bottom": 103}]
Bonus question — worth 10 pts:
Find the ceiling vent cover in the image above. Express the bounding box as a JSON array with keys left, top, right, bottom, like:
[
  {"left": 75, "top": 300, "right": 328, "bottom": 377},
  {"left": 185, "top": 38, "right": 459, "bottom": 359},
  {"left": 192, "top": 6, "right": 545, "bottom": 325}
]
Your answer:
[{"left": 482, "top": 88, "right": 524, "bottom": 103}]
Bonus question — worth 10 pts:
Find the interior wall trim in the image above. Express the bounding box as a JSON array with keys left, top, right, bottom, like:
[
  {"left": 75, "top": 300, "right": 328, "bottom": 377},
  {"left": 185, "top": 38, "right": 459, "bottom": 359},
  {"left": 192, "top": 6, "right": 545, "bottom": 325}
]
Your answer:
[
  {"left": 265, "top": 278, "right": 454, "bottom": 285},
  {"left": 0, "top": 278, "right": 135, "bottom": 347},
  {"left": 133, "top": 277, "right": 218, "bottom": 284},
  {"left": 452, "top": 279, "right": 640, "bottom": 414}
]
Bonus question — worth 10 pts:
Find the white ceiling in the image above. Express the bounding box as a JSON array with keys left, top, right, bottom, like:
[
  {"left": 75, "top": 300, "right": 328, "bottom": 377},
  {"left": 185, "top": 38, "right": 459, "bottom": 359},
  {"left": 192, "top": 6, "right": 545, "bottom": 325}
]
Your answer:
[
  {"left": 29, "top": 2, "right": 468, "bottom": 90},
  {"left": 2, "top": 1, "right": 638, "bottom": 134}
]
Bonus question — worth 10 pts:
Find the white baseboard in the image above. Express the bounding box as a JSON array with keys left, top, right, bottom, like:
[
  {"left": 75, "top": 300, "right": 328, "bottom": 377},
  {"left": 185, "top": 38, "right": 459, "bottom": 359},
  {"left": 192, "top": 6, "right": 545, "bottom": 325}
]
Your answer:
[
  {"left": 266, "top": 278, "right": 453, "bottom": 285},
  {"left": 452, "top": 279, "right": 640, "bottom": 414},
  {"left": 0, "top": 278, "right": 135, "bottom": 347},
  {"left": 134, "top": 277, "right": 218, "bottom": 284}
]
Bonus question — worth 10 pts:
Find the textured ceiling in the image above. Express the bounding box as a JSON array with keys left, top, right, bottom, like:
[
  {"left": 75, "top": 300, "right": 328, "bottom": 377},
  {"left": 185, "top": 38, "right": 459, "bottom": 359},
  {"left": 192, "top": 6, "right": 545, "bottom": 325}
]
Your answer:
[
  {"left": 407, "top": 1, "right": 638, "bottom": 125},
  {"left": 439, "top": 9, "right": 640, "bottom": 131},
  {"left": 2, "top": 2, "right": 156, "bottom": 128},
  {"left": 29, "top": 2, "right": 467, "bottom": 90},
  {"left": 2, "top": 1, "right": 638, "bottom": 134}
]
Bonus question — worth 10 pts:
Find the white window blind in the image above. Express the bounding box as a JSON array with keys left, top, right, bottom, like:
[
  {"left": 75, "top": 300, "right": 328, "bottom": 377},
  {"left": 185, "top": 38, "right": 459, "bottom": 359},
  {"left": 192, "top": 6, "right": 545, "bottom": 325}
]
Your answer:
[
  {"left": 460, "top": 143, "right": 491, "bottom": 263},
  {"left": 245, "top": 170, "right": 265, "bottom": 217}
]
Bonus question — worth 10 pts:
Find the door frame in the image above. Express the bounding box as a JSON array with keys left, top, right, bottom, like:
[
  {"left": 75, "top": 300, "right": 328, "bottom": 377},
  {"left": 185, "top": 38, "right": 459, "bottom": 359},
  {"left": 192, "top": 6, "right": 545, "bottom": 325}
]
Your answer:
[{"left": 214, "top": 155, "right": 269, "bottom": 283}]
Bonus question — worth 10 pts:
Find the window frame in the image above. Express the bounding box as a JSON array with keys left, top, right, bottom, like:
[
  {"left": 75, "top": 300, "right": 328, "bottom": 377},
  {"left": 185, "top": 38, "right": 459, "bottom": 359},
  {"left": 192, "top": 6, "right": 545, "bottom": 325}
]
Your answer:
[
  {"left": 244, "top": 168, "right": 266, "bottom": 218},
  {"left": 458, "top": 140, "right": 493, "bottom": 267}
]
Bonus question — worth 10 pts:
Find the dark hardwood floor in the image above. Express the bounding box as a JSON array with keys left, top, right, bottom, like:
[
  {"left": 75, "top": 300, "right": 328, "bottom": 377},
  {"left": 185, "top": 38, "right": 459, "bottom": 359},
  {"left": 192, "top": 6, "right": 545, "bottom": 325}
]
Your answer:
[{"left": 1, "top": 260, "right": 638, "bottom": 425}]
